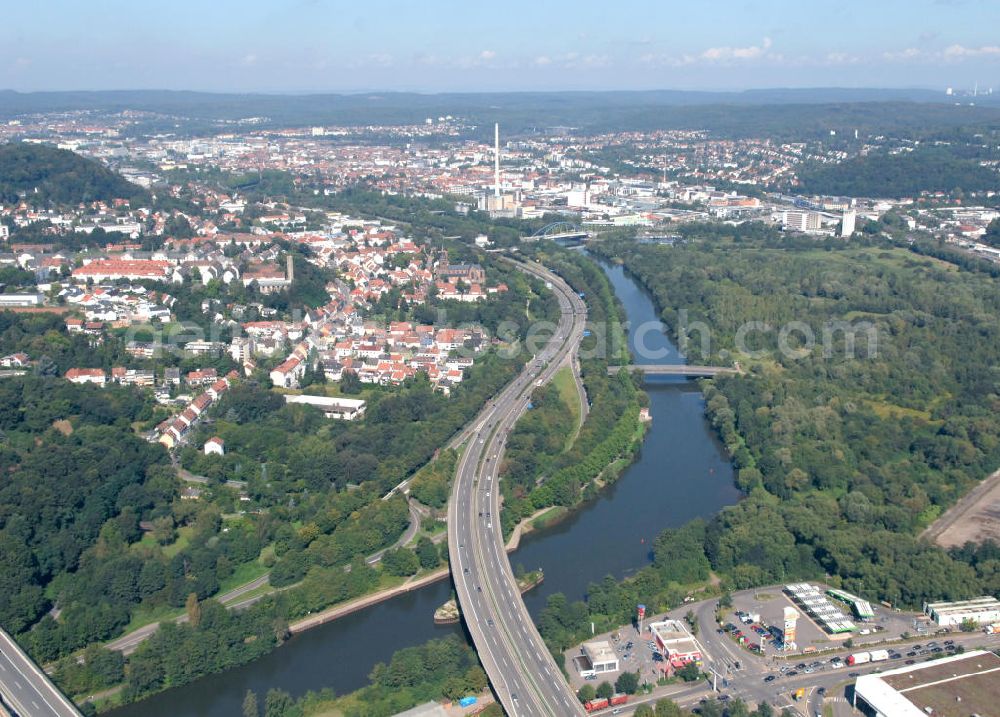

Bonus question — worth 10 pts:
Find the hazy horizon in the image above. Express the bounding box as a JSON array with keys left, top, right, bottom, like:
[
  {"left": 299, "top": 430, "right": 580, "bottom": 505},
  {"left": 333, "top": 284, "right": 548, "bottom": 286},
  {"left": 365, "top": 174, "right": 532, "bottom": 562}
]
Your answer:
[{"left": 5, "top": 0, "right": 1000, "bottom": 94}]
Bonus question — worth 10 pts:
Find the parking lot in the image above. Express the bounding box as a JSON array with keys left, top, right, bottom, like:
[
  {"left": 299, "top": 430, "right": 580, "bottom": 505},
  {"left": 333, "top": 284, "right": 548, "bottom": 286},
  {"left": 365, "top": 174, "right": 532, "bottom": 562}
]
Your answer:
[
  {"left": 724, "top": 584, "right": 945, "bottom": 659},
  {"left": 563, "top": 618, "right": 686, "bottom": 693}
]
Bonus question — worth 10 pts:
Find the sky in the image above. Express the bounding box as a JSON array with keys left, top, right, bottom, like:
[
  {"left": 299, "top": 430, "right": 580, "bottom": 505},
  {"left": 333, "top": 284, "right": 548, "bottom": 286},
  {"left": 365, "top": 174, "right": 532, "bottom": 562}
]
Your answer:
[{"left": 4, "top": 0, "right": 1000, "bottom": 93}]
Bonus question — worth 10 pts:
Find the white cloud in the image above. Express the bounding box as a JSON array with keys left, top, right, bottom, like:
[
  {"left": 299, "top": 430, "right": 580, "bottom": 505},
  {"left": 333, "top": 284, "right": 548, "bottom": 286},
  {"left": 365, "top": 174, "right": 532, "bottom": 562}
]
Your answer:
[
  {"left": 943, "top": 43, "right": 1000, "bottom": 58},
  {"left": 638, "top": 38, "right": 774, "bottom": 68},
  {"left": 348, "top": 53, "right": 394, "bottom": 69},
  {"left": 479, "top": 50, "right": 496, "bottom": 61},
  {"left": 701, "top": 37, "right": 772, "bottom": 62},
  {"left": 824, "top": 52, "right": 861, "bottom": 65},
  {"left": 533, "top": 55, "right": 552, "bottom": 66},
  {"left": 882, "top": 47, "right": 921, "bottom": 61},
  {"left": 241, "top": 54, "right": 257, "bottom": 66}
]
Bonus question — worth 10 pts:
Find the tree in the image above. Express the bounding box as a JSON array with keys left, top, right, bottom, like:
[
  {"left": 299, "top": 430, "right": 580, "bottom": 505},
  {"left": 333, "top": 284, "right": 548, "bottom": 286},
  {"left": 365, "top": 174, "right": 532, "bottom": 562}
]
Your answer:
[
  {"left": 381, "top": 547, "right": 419, "bottom": 577},
  {"left": 685, "top": 609, "right": 699, "bottom": 636},
  {"left": 264, "top": 688, "right": 296, "bottom": 717},
  {"left": 242, "top": 690, "right": 259, "bottom": 717},
  {"left": 655, "top": 699, "right": 684, "bottom": 717},
  {"left": 577, "top": 684, "right": 596, "bottom": 704},
  {"left": 416, "top": 536, "right": 439, "bottom": 570},
  {"left": 676, "top": 662, "right": 701, "bottom": 682},
  {"left": 596, "top": 681, "right": 614, "bottom": 700},
  {"left": 634, "top": 706, "right": 654, "bottom": 717},
  {"left": 615, "top": 670, "right": 639, "bottom": 695},
  {"left": 339, "top": 371, "right": 362, "bottom": 394},
  {"left": 185, "top": 593, "right": 201, "bottom": 628}
]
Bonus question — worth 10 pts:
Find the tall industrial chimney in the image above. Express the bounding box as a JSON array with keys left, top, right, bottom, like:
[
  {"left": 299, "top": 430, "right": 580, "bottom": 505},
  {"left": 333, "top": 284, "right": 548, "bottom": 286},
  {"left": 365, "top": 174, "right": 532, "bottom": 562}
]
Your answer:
[{"left": 494, "top": 123, "right": 501, "bottom": 199}]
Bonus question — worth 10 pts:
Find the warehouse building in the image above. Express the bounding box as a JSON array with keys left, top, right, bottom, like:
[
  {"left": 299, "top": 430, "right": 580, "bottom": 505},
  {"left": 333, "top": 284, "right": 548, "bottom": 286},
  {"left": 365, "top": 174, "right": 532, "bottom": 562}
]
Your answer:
[
  {"left": 784, "top": 583, "right": 856, "bottom": 634},
  {"left": 826, "top": 588, "right": 876, "bottom": 621},
  {"left": 283, "top": 394, "right": 367, "bottom": 420},
  {"left": 923, "top": 596, "right": 1000, "bottom": 627},
  {"left": 853, "top": 650, "right": 1000, "bottom": 717}
]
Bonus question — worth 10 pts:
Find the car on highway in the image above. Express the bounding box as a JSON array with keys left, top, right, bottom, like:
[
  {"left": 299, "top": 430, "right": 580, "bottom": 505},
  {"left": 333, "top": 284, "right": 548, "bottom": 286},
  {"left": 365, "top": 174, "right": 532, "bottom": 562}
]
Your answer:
[{"left": 763, "top": 675, "right": 776, "bottom": 682}]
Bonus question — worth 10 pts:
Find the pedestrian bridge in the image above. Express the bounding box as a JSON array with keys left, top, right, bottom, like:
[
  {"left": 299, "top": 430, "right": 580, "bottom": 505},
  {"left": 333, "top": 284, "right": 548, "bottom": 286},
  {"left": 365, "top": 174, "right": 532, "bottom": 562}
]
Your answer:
[{"left": 608, "top": 364, "right": 739, "bottom": 377}]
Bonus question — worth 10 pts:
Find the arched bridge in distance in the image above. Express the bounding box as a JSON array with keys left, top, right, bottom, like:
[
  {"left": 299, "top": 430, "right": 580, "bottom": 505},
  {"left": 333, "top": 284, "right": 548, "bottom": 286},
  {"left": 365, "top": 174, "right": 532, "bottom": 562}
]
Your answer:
[
  {"left": 608, "top": 364, "right": 741, "bottom": 378},
  {"left": 524, "top": 221, "right": 591, "bottom": 242}
]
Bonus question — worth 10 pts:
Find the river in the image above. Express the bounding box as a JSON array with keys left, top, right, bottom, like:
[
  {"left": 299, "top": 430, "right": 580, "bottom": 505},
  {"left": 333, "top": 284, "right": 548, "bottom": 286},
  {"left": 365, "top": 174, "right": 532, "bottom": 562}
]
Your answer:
[{"left": 109, "top": 254, "right": 739, "bottom": 717}]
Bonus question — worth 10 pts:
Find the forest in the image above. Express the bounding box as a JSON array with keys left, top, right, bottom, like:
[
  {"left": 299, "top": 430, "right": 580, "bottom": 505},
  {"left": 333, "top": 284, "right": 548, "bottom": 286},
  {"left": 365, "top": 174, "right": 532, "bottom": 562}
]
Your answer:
[
  {"left": 5, "top": 90, "right": 1000, "bottom": 143},
  {"left": 0, "top": 142, "right": 149, "bottom": 206},
  {"left": 794, "top": 145, "right": 1000, "bottom": 198},
  {"left": 586, "top": 235, "right": 1000, "bottom": 607}
]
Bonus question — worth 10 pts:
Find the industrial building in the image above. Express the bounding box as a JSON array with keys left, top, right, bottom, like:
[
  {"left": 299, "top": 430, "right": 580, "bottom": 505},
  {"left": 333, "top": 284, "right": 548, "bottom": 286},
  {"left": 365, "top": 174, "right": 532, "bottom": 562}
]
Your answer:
[
  {"left": 649, "top": 619, "right": 703, "bottom": 670},
  {"left": 781, "top": 210, "right": 822, "bottom": 232},
  {"left": 853, "top": 650, "right": 1000, "bottom": 717},
  {"left": 0, "top": 293, "right": 44, "bottom": 307},
  {"left": 283, "top": 394, "right": 367, "bottom": 420},
  {"left": 923, "top": 596, "right": 1000, "bottom": 627},
  {"left": 573, "top": 640, "right": 619, "bottom": 678},
  {"left": 784, "top": 583, "right": 856, "bottom": 634},
  {"left": 826, "top": 588, "right": 876, "bottom": 621}
]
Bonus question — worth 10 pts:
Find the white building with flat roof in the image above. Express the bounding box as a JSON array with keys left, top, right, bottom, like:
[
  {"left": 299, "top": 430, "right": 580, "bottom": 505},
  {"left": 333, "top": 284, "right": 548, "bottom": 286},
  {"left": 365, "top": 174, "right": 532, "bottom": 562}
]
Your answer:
[
  {"left": 923, "top": 596, "right": 1000, "bottom": 627},
  {"left": 649, "top": 619, "right": 703, "bottom": 669},
  {"left": 853, "top": 650, "right": 1000, "bottom": 717},
  {"left": 575, "top": 640, "right": 618, "bottom": 677},
  {"left": 283, "top": 394, "right": 367, "bottom": 420}
]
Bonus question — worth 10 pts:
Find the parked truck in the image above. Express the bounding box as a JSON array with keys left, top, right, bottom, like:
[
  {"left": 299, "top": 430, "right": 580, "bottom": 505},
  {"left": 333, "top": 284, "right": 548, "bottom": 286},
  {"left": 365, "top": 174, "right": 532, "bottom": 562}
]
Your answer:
[
  {"left": 985, "top": 623, "right": 1000, "bottom": 635},
  {"left": 585, "top": 698, "right": 610, "bottom": 712},
  {"left": 610, "top": 694, "right": 629, "bottom": 706},
  {"left": 847, "top": 652, "right": 871, "bottom": 666}
]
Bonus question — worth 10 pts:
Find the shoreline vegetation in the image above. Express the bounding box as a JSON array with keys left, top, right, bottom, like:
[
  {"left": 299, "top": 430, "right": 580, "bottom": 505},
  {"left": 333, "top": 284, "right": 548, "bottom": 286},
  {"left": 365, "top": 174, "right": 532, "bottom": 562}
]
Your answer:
[{"left": 588, "top": 231, "right": 1000, "bottom": 606}]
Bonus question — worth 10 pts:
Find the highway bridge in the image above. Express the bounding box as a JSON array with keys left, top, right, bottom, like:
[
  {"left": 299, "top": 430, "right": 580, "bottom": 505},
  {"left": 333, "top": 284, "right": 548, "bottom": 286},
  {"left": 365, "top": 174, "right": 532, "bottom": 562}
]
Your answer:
[
  {"left": 0, "top": 628, "right": 82, "bottom": 717},
  {"left": 608, "top": 364, "right": 739, "bottom": 377},
  {"left": 448, "top": 259, "right": 587, "bottom": 717}
]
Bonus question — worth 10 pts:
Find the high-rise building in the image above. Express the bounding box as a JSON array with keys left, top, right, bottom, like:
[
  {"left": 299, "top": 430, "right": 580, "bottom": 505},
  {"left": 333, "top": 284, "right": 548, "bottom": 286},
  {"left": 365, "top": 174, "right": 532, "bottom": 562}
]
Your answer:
[
  {"left": 782, "top": 210, "right": 821, "bottom": 232},
  {"left": 841, "top": 210, "right": 857, "bottom": 238}
]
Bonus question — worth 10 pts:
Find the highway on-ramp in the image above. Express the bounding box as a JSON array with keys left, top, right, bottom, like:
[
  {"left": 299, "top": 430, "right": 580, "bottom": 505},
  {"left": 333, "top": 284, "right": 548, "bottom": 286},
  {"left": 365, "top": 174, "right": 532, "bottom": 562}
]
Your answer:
[
  {"left": 0, "top": 628, "right": 82, "bottom": 717},
  {"left": 448, "top": 258, "right": 588, "bottom": 717}
]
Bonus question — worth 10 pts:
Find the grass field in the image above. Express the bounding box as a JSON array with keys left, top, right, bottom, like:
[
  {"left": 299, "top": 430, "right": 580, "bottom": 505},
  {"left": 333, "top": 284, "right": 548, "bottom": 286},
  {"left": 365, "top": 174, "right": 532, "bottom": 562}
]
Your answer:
[
  {"left": 551, "top": 365, "right": 583, "bottom": 448},
  {"left": 531, "top": 505, "right": 568, "bottom": 530}
]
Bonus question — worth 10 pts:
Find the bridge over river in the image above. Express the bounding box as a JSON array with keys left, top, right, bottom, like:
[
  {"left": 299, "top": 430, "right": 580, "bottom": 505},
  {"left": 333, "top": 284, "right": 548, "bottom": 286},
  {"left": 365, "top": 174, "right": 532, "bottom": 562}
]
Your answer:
[{"left": 608, "top": 364, "right": 740, "bottom": 378}]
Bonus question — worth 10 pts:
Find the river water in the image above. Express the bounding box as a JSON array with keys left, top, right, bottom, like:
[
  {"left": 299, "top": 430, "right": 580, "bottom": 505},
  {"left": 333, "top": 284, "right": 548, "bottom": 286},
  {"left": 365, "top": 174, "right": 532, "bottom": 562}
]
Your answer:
[{"left": 109, "top": 255, "right": 739, "bottom": 717}]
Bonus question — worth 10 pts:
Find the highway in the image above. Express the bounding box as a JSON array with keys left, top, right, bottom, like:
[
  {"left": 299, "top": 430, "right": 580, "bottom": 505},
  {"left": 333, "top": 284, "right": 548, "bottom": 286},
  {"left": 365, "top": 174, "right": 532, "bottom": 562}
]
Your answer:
[
  {"left": 0, "top": 628, "right": 82, "bottom": 717},
  {"left": 449, "top": 257, "right": 588, "bottom": 717}
]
